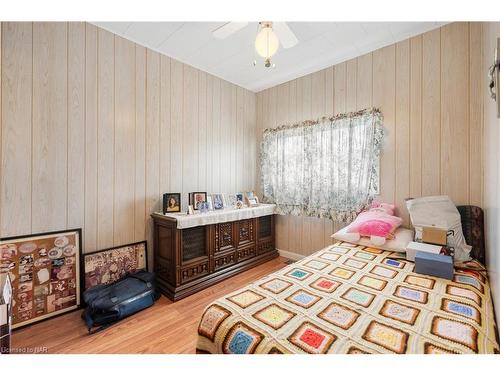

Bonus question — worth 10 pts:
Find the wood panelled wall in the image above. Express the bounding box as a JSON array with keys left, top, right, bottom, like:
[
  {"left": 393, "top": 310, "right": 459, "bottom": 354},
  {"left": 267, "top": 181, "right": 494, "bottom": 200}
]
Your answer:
[
  {"left": 0, "top": 22, "right": 257, "bottom": 266},
  {"left": 257, "top": 22, "right": 483, "bottom": 257}
]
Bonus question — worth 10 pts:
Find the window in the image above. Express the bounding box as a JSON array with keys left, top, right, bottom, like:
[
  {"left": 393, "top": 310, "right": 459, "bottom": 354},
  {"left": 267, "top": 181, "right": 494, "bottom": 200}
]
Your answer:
[{"left": 260, "top": 108, "right": 383, "bottom": 222}]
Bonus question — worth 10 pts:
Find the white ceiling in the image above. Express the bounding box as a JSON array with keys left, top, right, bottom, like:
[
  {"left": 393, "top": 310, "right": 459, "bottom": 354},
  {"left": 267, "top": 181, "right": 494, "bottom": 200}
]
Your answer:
[{"left": 92, "top": 22, "right": 445, "bottom": 92}]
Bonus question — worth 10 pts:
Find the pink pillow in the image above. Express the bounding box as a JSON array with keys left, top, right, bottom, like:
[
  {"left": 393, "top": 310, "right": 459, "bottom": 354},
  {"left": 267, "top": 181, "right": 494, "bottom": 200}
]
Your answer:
[{"left": 344, "top": 202, "right": 403, "bottom": 245}]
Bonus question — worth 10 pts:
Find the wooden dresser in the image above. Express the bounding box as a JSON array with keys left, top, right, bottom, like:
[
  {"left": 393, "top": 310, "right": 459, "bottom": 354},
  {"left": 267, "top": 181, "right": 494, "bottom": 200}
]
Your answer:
[{"left": 151, "top": 210, "right": 277, "bottom": 301}]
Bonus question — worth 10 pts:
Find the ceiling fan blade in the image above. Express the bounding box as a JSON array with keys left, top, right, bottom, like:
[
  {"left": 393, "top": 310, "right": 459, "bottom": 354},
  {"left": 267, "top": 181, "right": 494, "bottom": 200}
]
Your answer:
[
  {"left": 212, "top": 22, "right": 249, "bottom": 39},
  {"left": 273, "top": 22, "right": 299, "bottom": 49}
]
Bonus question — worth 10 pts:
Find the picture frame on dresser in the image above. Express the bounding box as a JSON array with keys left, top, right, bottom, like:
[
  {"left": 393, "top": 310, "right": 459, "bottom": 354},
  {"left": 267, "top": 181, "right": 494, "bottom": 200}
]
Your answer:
[
  {"left": 0, "top": 228, "right": 82, "bottom": 329},
  {"left": 212, "top": 194, "right": 225, "bottom": 210},
  {"left": 189, "top": 192, "right": 207, "bottom": 210},
  {"left": 163, "top": 193, "right": 181, "bottom": 213}
]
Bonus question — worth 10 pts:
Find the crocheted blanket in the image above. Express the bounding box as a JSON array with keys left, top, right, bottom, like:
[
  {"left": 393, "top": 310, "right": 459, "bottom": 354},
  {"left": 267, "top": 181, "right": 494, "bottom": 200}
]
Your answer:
[{"left": 196, "top": 242, "right": 499, "bottom": 354}]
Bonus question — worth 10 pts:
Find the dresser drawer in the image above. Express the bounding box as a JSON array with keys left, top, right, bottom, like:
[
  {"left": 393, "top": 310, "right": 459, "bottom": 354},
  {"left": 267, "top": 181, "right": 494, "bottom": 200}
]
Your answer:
[
  {"left": 237, "top": 245, "right": 256, "bottom": 263},
  {"left": 214, "top": 251, "right": 237, "bottom": 271},
  {"left": 179, "top": 261, "right": 209, "bottom": 284}
]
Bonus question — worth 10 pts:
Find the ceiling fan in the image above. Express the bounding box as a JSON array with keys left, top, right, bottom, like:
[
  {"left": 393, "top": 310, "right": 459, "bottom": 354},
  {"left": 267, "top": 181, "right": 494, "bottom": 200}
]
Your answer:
[{"left": 212, "top": 22, "right": 299, "bottom": 68}]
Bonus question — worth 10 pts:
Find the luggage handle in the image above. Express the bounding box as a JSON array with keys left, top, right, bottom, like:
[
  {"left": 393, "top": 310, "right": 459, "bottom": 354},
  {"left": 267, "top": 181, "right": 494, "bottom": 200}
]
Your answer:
[{"left": 127, "top": 272, "right": 153, "bottom": 288}]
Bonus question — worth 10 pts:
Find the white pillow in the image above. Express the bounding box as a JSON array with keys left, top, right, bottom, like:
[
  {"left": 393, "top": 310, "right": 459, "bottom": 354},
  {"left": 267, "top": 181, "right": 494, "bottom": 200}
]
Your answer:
[
  {"left": 405, "top": 195, "right": 471, "bottom": 261},
  {"left": 331, "top": 227, "right": 414, "bottom": 253}
]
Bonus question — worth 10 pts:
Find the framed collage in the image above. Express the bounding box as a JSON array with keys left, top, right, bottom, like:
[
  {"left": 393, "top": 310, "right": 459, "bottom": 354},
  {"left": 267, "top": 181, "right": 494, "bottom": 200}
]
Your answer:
[{"left": 0, "top": 229, "right": 82, "bottom": 329}]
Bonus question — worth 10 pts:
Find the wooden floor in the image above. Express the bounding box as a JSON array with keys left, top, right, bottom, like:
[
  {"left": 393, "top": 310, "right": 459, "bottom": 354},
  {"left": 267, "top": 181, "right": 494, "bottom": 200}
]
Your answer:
[{"left": 12, "top": 257, "right": 289, "bottom": 354}]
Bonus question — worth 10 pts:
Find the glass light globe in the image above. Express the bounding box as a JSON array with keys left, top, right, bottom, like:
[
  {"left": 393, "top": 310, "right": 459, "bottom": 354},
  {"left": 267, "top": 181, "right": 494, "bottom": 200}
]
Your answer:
[{"left": 255, "top": 26, "right": 279, "bottom": 58}]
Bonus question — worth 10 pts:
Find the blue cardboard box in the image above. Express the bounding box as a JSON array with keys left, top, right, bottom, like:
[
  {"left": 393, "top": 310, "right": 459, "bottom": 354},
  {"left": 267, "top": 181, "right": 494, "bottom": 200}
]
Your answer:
[{"left": 414, "top": 251, "right": 454, "bottom": 280}]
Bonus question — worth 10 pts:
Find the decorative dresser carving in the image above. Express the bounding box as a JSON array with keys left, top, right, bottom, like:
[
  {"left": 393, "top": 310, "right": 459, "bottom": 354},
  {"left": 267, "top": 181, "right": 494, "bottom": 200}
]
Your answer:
[{"left": 151, "top": 213, "right": 277, "bottom": 301}]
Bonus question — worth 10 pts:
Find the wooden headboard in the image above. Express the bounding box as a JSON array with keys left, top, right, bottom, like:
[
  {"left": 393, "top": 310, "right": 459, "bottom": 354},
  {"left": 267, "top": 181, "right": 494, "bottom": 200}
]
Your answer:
[{"left": 457, "top": 205, "right": 486, "bottom": 265}]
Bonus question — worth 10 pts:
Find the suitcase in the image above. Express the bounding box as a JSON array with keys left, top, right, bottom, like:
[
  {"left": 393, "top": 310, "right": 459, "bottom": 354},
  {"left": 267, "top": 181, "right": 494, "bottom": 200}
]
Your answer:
[{"left": 82, "top": 271, "right": 159, "bottom": 334}]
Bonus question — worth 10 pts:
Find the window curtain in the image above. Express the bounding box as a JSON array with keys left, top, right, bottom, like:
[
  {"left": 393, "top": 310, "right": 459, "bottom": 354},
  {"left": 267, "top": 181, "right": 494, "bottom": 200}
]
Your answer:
[{"left": 260, "top": 108, "right": 384, "bottom": 222}]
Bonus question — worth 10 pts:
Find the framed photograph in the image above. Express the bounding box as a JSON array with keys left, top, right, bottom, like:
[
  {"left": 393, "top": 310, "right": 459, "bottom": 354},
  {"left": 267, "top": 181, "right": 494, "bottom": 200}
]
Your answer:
[
  {"left": 248, "top": 197, "right": 259, "bottom": 207},
  {"left": 212, "top": 194, "right": 225, "bottom": 210},
  {"left": 206, "top": 196, "right": 214, "bottom": 210},
  {"left": 163, "top": 193, "right": 181, "bottom": 213},
  {"left": 82, "top": 241, "right": 147, "bottom": 290},
  {"left": 245, "top": 191, "right": 258, "bottom": 206},
  {"left": 0, "top": 229, "right": 82, "bottom": 329},
  {"left": 245, "top": 191, "right": 255, "bottom": 199},
  {"left": 227, "top": 194, "right": 237, "bottom": 207},
  {"left": 189, "top": 192, "right": 207, "bottom": 210},
  {"left": 236, "top": 193, "right": 243, "bottom": 202}
]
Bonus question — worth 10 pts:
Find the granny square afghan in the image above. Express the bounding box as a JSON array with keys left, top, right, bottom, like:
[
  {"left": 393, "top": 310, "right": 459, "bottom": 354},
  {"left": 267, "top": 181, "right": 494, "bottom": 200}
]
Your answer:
[{"left": 196, "top": 241, "right": 499, "bottom": 354}]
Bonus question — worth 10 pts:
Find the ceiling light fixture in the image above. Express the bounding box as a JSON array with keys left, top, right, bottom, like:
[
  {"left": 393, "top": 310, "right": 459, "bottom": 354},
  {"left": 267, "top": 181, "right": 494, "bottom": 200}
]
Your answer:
[{"left": 254, "top": 22, "right": 279, "bottom": 68}]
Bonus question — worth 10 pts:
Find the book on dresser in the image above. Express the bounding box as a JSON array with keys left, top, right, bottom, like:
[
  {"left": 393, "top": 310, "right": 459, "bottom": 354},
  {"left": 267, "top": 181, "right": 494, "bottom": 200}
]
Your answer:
[{"left": 151, "top": 204, "right": 278, "bottom": 301}]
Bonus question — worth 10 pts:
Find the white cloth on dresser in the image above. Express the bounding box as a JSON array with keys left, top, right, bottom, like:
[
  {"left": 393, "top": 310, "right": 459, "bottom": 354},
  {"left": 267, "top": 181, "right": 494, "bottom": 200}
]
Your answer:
[{"left": 158, "top": 204, "right": 276, "bottom": 229}]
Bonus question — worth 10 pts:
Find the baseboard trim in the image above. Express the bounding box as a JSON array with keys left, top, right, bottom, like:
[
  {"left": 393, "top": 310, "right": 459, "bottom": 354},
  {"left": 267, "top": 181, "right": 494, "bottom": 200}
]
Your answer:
[{"left": 277, "top": 248, "right": 305, "bottom": 261}]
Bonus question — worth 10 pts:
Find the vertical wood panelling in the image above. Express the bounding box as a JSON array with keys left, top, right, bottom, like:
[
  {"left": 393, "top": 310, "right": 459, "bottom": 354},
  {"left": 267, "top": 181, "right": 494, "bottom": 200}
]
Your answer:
[
  {"left": 211, "top": 77, "right": 221, "bottom": 193},
  {"left": 441, "top": 23, "right": 470, "bottom": 204},
  {"left": 469, "top": 23, "right": 483, "bottom": 207},
  {"left": 32, "top": 22, "right": 68, "bottom": 233},
  {"left": 67, "top": 22, "right": 85, "bottom": 230},
  {"left": 1, "top": 22, "right": 32, "bottom": 237},
  {"left": 373, "top": 45, "right": 396, "bottom": 205},
  {"left": 134, "top": 45, "right": 146, "bottom": 242},
  {"left": 230, "top": 86, "right": 237, "bottom": 193},
  {"left": 198, "top": 72, "right": 208, "bottom": 190},
  {"left": 236, "top": 86, "right": 244, "bottom": 191},
  {"left": 220, "top": 81, "right": 231, "bottom": 193},
  {"left": 346, "top": 59, "right": 357, "bottom": 112},
  {"left": 206, "top": 74, "right": 214, "bottom": 192},
  {"left": 0, "top": 22, "right": 257, "bottom": 260},
  {"left": 159, "top": 55, "right": 171, "bottom": 201},
  {"left": 84, "top": 23, "right": 98, "bottom": 252},
  {"left": 257, "top": 22, "right": 483, "bottom": 257},
  {"left": 421, "top": 28, "right": 441, "bottom": 196},
  {"left": 244, "top": 89, "right": 253, "bottom": 191},
  {"left": 145, "top": 49, "right": 160, "bottom": 264},
  {"left": 182, "top": 65, "right": 198, "bottom": 197},
  {"left": 356, "top": 53, "right": 372, "bottom": 109},
  {"left": 409, "top": 36, "right": 423, "bottom": 199},
  {"left": 114, "top": 36, "right": 135, "bottom": 246},
  {"left": 96, "top": 29, "right": 115, "bottom": 249},
  {"left": 395, "top": 40, "right": 410, "bottom": 223},
  {"left": 334, "top": 63, "right": 346, "bottom": 113},
  {"left": 170, "top": 59, "right": 184, "bottom": 205}
]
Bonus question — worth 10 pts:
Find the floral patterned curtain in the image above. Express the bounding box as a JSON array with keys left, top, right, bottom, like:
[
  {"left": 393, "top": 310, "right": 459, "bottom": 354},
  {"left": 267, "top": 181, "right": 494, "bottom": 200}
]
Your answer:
[{"left": 260, "top": 108, "right": 384, "bottom": 222}]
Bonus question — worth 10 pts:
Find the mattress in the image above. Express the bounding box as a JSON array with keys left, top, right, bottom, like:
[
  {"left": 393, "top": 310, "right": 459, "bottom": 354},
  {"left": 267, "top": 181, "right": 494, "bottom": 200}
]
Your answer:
[{"left": 196, "top": 242, "right": 500, "bottom": 354}]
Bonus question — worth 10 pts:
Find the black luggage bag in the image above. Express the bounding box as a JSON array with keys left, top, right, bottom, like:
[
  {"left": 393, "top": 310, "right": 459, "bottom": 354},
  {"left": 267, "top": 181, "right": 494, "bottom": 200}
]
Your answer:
[{"left": 82, "top": 271, "right": 159, "bottom": 334}]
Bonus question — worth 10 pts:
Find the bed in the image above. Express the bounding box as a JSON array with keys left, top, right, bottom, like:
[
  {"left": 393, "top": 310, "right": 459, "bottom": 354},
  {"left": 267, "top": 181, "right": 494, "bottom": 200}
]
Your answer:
[{"left": 196, "top": 207, "right": 499, "bottom": 354}]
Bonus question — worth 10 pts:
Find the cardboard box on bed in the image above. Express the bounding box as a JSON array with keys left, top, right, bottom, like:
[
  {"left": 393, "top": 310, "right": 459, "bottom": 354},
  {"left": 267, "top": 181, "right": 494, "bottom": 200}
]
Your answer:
[
  {"left": 415, "top": 251, "right": 453, "bottom": 280},
  {"left": 406, "top": 241, "right": 442, "bottom": 261}
]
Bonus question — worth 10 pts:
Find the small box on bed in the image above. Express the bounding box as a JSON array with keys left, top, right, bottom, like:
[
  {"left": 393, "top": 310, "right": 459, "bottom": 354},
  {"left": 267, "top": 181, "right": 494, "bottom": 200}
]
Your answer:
[
  {"left": 415, "top": 251, "right": 453, "bottom": 280},
  {"left": 406, "top": 241, "right": 442, "bottom": 261}
]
